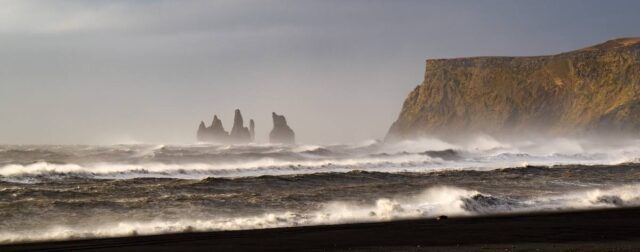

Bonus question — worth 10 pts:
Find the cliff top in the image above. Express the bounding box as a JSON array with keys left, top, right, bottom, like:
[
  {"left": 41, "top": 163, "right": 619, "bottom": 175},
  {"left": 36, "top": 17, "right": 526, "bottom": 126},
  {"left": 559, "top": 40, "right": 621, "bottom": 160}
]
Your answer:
[
  {"left": 578, "top": 37, "right": 640, "bottom": 51},
  {"left": 426, "top": 37, "right": 640, "bottom": 64}
]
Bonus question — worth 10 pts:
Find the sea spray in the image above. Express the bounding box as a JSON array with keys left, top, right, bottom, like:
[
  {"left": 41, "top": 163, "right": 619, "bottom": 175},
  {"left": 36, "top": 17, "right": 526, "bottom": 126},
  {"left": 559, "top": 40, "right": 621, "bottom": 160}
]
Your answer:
[
  {"left": 3, "top": 184, "right": 640, "bottom": 244},
  {"left": 2, "top": 139, "right": 640, "bottom": 243}
]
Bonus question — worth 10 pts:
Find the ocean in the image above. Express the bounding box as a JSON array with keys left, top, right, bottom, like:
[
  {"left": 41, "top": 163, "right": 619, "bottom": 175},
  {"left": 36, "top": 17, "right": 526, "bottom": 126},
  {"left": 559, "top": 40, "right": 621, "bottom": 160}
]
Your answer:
[{"left": 2, "top": 136, "right": 640, "bottom": 243}]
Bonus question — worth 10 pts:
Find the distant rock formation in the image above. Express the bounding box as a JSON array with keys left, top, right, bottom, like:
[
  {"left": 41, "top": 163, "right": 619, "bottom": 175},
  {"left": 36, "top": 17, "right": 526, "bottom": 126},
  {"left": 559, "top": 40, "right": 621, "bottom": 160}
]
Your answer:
[
  {"left": 197, "top": 121, "right": 207, "bottom": 140},
  {"left": 229, "top": 109, "right": 252, "bottom": 143},
  {"left": 209, "top": 115, "right": 229, "bottom": 140},
  {"left": 197, "top": 115, "right": 230, "bottom": 143},
  {"left": 269, "top": 112, "right": 295, "bottom": 144},
  {"left": 249, "top": 119, "right": 256, "bottom": 142},
  {"left": 197, "top": 109, "right": 254, "bottom": 144},
  {"left": 386, "top": 37, "right": 640, "bottom": 141}
]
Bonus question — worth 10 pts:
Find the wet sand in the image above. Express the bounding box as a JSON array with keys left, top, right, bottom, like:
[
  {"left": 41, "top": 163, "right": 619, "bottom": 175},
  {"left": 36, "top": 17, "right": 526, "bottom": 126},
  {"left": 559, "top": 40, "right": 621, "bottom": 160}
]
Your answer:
[{"left": 4, "top": 207, "right": 640, "bottom": 251}]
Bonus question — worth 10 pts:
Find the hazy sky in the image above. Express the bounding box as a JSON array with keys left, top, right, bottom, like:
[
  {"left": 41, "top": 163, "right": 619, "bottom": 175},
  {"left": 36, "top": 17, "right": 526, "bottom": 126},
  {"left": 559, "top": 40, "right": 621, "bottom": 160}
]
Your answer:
[{"left": 0, "top": 0, "right": 639, "bottom": 144}]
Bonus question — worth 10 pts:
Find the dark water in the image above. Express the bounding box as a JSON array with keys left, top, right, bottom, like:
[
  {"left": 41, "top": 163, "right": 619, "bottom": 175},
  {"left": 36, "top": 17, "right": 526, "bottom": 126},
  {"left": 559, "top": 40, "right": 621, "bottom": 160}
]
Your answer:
[{"left": 1, "top": 138, "right": 640, "bottom": 243}]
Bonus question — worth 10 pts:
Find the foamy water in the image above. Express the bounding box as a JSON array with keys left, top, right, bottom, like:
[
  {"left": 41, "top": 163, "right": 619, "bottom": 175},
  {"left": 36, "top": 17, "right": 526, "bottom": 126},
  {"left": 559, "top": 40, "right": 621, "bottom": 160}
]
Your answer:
[
  {"left": 1, "top": 136, "right": 640, "bottom": 243},
  {"left": 2, "top": 137, "right": 639, "bottom": 180},
  {"left": 2, "top": 184, "right": 639, "bottom": 243}
]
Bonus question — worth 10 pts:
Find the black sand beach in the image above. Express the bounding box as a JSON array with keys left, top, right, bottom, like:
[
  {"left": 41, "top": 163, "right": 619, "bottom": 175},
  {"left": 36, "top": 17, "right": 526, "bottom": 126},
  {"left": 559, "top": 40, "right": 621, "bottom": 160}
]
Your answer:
[{"left": 4, "top": 206, "right": 640, "bottom": 251}]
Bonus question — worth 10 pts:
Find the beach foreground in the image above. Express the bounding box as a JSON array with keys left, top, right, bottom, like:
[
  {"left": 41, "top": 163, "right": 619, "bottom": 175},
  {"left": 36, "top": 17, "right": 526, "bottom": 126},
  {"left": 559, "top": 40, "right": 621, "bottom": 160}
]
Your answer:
[{"left": 4, "top": 207, "right": 640, "bottom": 251}]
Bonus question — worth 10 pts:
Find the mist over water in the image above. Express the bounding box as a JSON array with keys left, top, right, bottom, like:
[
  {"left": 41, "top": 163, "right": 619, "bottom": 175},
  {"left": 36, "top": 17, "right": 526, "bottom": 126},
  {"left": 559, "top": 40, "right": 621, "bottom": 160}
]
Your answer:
[
  {"left": 2, "top": 136, "right": 640, "bottom": 180},
  {"left": 2, "top": 135, "right": 640, "bottom": 243}
]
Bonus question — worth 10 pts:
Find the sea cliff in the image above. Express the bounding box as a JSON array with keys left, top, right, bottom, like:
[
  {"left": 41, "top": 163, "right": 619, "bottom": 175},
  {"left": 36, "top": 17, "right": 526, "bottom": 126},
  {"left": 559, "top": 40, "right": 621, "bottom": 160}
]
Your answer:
[{"left": 387, "top": 38, "right": 640, "bottom": 141}]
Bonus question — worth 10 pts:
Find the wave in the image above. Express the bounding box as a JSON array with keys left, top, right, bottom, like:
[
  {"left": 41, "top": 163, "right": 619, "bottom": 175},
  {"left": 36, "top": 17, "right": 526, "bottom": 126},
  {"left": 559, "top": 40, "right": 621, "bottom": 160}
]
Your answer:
[
  {"left": 3, "top": 138, "right": 640, "bottom": 244},
  {"left": 0, "top": 154, "right": 437, "bottom": 179},
  {"left": 1, "top": 150, "right": 638, "bottom": 181},
  {"left": 2, "top": 137, "right": 640, "bottom": 180},
  {"left": 2, "top": 184, "right": 639, "bottom": 244}
]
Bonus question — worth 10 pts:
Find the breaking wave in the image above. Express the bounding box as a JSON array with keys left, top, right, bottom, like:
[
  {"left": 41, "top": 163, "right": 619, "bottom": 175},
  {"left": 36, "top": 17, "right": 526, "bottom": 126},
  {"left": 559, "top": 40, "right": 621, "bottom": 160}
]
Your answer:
[
  {"left": 2, "top": 184, "right": 639, "bottom": 243},
  {"left": 2, "top": 137, "right": 640, "bottom": 244},
  {"left": 0, "top": 154, "right": 436, "bottom": 180},
  {"left": 2, "top": 136, "right": 640, "bottom": 181}
]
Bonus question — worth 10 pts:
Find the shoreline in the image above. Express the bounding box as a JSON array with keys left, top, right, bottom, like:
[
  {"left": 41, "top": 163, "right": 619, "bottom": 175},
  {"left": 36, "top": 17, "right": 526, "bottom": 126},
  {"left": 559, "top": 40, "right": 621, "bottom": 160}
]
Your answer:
[{"left": 4, "top": 206, "right": 640, "bottom": 251}]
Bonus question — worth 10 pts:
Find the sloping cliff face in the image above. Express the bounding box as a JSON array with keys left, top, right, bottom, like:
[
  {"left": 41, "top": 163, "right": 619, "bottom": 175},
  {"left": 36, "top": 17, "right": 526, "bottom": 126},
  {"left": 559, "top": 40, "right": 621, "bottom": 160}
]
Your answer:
[{"left": 386, "top": 38, "right": 640, "bottom": 141}]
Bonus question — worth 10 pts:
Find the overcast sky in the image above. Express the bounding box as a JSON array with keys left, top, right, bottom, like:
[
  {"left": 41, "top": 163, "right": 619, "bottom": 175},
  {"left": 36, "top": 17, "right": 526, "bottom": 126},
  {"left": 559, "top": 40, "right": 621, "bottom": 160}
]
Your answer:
[{"left": 0, "top": 0, "right": 639, "bottom": 144}]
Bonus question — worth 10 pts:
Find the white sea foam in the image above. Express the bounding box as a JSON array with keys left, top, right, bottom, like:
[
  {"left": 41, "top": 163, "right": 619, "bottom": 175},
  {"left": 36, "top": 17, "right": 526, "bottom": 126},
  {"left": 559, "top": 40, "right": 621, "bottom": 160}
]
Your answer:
[
  {"left": 2, "top": 138, "right": 640, "bottom": 180},
  {"left": 2, "top": 138, "right": 640, "bottom": 244},
  {"left": 0, "top": 154, "right": 436, "bottom": 179},
  {"left": 1, "top": 137, "right": 640, "bottom": 181},
  {"left": 2, "top": 184, "right": 639, "bottom": 244}
]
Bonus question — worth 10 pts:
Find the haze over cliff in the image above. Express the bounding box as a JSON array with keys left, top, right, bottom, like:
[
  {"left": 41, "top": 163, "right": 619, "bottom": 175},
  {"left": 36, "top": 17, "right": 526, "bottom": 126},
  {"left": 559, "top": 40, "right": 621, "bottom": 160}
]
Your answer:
[{"left": 387, "top": 38, "right": 640, "bottom": 141}]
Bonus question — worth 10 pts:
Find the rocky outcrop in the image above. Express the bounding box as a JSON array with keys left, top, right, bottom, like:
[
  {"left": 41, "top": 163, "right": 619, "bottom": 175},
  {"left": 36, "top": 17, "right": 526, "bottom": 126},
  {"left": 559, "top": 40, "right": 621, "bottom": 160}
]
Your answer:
[
  {"left": 209, "top": 115, "right": 229, "bottom": 139},
  {"left": 229, "top": 109, "right": 252, "bottom": 143},
  {"left": 386, "top": 38, "right": 640, "bottom": 141},
  {"left": 197, "top": 115, "right": 230, "bottom": 143},
  {"left": 269, "top": 112, "right": 295, "bottom": 144},
  {"left": 197, "top": 109, "right": 254, "bottom": 144},
  {"left": 197, "top": 121, "right": 207, "bottom": 140},
  {"left": 249, "top": 119, "right": 255, "bottom": 142}
]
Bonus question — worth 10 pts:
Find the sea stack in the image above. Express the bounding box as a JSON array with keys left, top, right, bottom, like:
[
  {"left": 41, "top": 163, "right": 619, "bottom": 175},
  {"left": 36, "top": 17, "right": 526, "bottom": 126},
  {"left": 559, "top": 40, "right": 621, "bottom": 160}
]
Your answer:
[
  {"left": 197, "top": 121, "right": 207, "bottom": 140},
  {"left": 386, "top": 37, "right": 640, "bottom": 142},
  {"left": 229, "top": 109, "right": 252, "bottom": 143},
  {"left": 209, "top": 115, "right": 229, "bottom": 141},
  {"left": 269, "top": 112, "right": 295, "bottom": 144},
  {"left": 197, "top": 110, "right": 255, "bottom": 144},
  {"left": 249, "top": 119, "right": 256, "bottom": 142},
  {"left": 196, "top": 115, "right": 230, "bottom": 143}
]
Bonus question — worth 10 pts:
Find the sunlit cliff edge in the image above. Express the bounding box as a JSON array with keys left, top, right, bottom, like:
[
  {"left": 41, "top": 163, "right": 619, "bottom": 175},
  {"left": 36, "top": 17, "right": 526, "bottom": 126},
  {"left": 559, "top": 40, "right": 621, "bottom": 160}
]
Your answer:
[{"left": 386, "top": 37, "right": 640, "bottom": 141}]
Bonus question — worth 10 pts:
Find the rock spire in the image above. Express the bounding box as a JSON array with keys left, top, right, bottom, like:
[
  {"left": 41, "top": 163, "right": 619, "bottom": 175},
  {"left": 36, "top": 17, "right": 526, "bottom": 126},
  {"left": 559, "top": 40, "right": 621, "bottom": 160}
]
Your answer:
[
  {"left": 197, "top": 109, "right": 254, "bottom": 144},
  {"left": 269, "top": 112, "right": 295, "bottom": 144},
  {"left": 229, "top": 109, "right": 252, "bottom": 143}
]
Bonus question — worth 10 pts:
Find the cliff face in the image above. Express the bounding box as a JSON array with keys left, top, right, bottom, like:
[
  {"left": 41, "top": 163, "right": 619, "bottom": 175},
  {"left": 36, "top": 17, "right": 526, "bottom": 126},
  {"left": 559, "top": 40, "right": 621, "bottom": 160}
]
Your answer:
[{"left": 387, "top": 38, "right": 640, "bottom": 141}]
